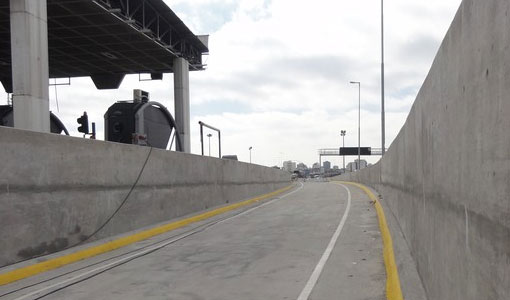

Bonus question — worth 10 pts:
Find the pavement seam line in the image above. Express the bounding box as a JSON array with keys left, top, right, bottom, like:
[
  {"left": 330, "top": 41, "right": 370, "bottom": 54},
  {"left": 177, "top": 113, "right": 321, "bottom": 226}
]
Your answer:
[
  {"left": 334, "top": 181, "right": 404, "bottom": 300},
  {"left": 0, "top": 184, "right": 295, "bottom": 286}
]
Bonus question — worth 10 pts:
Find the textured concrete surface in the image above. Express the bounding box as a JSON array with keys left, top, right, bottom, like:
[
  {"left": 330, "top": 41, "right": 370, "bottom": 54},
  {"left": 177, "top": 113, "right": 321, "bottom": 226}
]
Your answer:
[
  {"left": 1, "top": 182, "right": 392, "bottom": 300},
  {"left": 367, "top": 185, "right": 428, "bottom": 300},
  {"left": 0, "top": 126, "right": 289, "bottom": 267},
  {"left": 337, "top": 0, "right": 510, "bottom": 299}
]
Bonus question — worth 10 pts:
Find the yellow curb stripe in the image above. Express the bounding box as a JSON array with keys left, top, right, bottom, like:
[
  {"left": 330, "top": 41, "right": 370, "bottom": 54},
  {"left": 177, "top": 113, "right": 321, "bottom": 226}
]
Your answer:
[
  {"left": 333, "top": 181, "right": 404, "bottom": 300},
  {"left": 0, "top": 184, "right": 294, "bottom": 286}
]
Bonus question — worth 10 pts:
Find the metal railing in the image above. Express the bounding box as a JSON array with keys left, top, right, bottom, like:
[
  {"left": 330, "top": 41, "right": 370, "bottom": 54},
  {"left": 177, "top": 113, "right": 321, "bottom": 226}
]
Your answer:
[{"left": 199, "top": 121, "right": 221, "bottom": 158}]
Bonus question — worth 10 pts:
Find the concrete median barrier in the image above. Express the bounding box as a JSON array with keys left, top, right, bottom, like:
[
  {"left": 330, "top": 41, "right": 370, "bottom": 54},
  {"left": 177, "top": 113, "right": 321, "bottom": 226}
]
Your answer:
[{"left": 0, "top": 126, "right": 290, "bottom": 267}]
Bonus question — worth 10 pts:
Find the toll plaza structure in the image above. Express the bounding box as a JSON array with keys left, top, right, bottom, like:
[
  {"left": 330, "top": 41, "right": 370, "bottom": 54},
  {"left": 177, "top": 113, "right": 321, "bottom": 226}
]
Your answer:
[{"left": 0, "top": 0, "right": 209, "bottom": 153}]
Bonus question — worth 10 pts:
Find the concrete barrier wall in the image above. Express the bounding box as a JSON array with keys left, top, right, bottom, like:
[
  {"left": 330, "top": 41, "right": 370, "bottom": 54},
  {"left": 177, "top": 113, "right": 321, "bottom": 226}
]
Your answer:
[
  {"left": 0, "top": 126, "right": 290, "bottom": 267},
  {"left": 337, "top": 0, "right": 510, "bottom": 299}
]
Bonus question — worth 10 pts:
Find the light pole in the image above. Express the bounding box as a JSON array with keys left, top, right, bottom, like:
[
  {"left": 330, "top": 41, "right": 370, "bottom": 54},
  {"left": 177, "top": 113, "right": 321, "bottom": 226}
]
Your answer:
[
  {"left": 249, "top": 146, "right": 253, "bottom": 163},
  {"left": 340, "top": 130, "right": 346, "bottom": 171},
  {"left": 207, "top": 133, "right": 212, "bottom": 156},
  {"left": 350, "top": 81, "right": 361, "bottom": 170},
  {"left": 381, "top": 0, "right": 386, "bottom": 155}
]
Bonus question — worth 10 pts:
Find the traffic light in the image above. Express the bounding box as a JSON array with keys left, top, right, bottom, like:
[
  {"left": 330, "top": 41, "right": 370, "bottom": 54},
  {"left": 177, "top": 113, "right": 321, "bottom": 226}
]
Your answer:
[{"left": 77, "top": 112, "right": 89, "bottom": 134}]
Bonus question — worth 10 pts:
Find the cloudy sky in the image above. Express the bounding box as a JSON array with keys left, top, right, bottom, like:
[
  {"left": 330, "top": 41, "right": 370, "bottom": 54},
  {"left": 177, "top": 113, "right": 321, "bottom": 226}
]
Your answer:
[{"left": 3, "top": 0, "right": 462, "bottom": 168}]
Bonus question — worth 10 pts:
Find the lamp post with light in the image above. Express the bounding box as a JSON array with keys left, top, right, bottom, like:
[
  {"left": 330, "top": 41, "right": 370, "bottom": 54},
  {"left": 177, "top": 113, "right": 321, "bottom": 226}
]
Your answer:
[
  {"left": 340, "top": 130, "right": 346, "bottom": 171},
  {"left": 381, "top": 0, "right": 386, "bottom": 155}
]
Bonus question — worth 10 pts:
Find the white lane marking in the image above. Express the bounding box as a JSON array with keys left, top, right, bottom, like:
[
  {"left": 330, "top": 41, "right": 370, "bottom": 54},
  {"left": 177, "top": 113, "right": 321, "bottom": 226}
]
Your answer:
[
  {"left": 13, "top": 183, "right": 305, "bottom": 300},
  {"left": 296, "top": 183, "right": 352, "bottom": 300}
]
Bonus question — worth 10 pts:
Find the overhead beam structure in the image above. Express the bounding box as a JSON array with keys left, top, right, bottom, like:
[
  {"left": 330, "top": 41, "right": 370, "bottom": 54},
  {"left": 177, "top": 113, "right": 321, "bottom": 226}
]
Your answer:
[
  {"left": 0, "top": 0, "right": 208, "bottom": 151},
  {"left": 317, "top": 148, "right": 382, "bottom": 172},
  {"left": 0, "top": 0, "right": 208, "bottom": 89}
]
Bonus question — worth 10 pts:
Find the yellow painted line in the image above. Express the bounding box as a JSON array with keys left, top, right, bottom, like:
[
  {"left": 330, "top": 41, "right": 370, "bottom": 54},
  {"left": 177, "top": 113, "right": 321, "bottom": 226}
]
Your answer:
[
  {"left": 333, "top": 181, "right": 404, "bottom": 300},
  {"left": 0, "top": 184, "right": 294, "bottom": 286}
]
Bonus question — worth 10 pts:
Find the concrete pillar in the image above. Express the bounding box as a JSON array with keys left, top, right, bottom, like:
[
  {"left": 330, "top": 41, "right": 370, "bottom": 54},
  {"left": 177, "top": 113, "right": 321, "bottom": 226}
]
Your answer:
[
  {"left": 10, "top": 0, "right": 50, "bottom": 132},
  {"left": 173, "top": 57, "right": 190, "bottom": 153}
]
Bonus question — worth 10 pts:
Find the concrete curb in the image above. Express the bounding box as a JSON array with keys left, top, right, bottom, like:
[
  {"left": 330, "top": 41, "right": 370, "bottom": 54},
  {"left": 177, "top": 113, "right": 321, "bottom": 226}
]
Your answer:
[{"left": 334, "top": 181, "right": 404, "bottom": 300}]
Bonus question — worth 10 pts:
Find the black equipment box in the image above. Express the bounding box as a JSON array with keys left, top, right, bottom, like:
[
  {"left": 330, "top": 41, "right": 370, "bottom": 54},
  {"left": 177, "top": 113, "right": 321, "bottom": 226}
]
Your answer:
[{"left": 104, "top": 100, "right": 179, "bottom": 150}]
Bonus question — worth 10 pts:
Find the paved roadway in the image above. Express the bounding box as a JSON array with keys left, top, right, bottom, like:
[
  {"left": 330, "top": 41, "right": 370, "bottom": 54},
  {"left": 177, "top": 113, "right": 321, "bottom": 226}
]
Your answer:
[{"left": 0, "top": 181, "right": 385, "bottom": 300}]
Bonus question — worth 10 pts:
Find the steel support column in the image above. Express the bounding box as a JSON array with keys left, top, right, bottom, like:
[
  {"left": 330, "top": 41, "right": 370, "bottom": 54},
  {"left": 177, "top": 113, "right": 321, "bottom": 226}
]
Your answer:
[
  {"left": 10, "top": 0, "right": 50, "bottom": 132},
  {"left": 174, "top": 57, "right": 190, "bottom": 153}
]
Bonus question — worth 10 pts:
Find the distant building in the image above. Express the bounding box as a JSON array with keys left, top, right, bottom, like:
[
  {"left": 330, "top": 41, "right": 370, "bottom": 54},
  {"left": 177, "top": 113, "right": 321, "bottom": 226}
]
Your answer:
[
  {"left": 356, "top": 159, "right": 368, "bottom": 169},
  {"left": 323, "top": 161, "right": 331, "bottom": 171},
  {"left": 310, "top": 162, "right": 321, "bottom": 175},
  {"left": 297, "top": 163, "right": 308, "bottom": 170},
  {"left": 346, "top": 159, "right": 368, "bottom": 171},
  {"left": 333, "top": 165, "right": 339, "bottom": 170},
  {"left": 283, "top": 161, "right": 297, "bottom": 172}
]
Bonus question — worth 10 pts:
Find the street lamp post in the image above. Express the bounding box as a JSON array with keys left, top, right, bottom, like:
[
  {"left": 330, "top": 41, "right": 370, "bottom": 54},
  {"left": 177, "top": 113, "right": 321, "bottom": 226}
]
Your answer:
[
  {"left": 350, "top": 81, "right": 361, "bottom": 170},
  {"left": 381, "top": 0, "right": 386, "bottom": 155},
  {"left": 249, "top": 146, "right": 253, "bottom": 163},
  {"left": 340, "top": 130, "right": 346, "bottom": 171},
  {"left": 207, "top": 133, "right": 212, "bottom": 156}
]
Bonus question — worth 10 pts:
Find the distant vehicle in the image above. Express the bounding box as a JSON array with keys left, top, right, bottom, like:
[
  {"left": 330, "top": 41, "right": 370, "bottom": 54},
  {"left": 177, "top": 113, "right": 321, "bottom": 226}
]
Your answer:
[{"left": 293, "top": 170, "right": 305, "bottom": 178}]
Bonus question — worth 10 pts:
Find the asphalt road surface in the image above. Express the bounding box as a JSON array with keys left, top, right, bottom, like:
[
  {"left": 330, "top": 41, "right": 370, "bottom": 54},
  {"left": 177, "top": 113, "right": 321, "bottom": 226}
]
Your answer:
[{"left": 1, "top": 181, "right": 385, "bottom": 300}]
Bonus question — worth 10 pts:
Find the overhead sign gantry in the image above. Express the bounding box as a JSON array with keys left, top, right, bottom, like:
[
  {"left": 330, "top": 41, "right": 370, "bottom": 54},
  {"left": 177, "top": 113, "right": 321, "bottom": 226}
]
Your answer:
[{"left": 317, "top": 147, "right": 384, "bottom": 169}]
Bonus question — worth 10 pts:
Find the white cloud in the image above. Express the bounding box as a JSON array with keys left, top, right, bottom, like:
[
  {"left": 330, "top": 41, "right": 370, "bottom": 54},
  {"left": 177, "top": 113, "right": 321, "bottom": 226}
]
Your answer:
[
  {"left": 1, "top": 0, "right": 462, "bottom": 167},
  {"left": 182, "top": 0, "right": 462, "bottom": 166}
]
